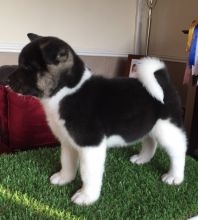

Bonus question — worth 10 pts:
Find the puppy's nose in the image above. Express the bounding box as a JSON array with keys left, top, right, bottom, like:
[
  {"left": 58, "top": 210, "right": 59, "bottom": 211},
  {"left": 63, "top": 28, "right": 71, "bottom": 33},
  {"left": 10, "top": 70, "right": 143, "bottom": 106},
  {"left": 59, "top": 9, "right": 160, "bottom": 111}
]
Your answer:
[
  {"left": 6, "top": 78, "right": 10, "bottom": 84},
  {"left": 1, "top": 77, "right": 10, "bottom": 85}
]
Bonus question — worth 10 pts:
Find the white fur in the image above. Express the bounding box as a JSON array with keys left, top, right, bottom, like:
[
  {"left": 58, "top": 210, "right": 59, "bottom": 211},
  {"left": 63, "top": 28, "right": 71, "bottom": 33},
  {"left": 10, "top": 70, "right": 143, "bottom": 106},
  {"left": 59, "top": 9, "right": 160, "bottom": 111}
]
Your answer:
[
  {"left": 71, "top": 139, "right": 107, "bottom": 205},
  {"left": 50, "top": 142, "right": 79, "bottom": 185},
  {"left": 130, "top": 135, "right": 157, "bottom": 164},
  {"left": 137, "top": 57, "right": 165, "bottom": 103},
  {"left": 107, "top": 135, "right": 127, "bottom": 148},
  {"left": 106, "top": 135, "right": 141, "bottom": 148},
  {"left": 150, "top": 119, "right": 187, "bottom": 184},
  {"left": 130, "top": 119, "right": 187, "bottom": 184},
  {"left": 188, "top": 216, "right": 198, "bottom": 220}
]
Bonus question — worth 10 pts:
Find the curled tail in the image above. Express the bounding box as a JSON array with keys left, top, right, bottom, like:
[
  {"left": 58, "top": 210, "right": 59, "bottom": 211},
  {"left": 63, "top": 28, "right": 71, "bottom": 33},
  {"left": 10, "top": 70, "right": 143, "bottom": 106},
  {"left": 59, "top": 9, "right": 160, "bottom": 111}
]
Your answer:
[{"left": 136, "top": 57, "right": 168, "bottom": 104}]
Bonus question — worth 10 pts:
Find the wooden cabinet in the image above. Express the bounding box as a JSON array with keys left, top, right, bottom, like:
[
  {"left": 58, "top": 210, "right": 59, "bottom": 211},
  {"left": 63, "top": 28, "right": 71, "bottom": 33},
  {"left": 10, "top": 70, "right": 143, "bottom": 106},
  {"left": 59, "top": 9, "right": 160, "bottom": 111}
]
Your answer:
[{"left": 184, "top": 83, "right": 198, "bottom": 158}]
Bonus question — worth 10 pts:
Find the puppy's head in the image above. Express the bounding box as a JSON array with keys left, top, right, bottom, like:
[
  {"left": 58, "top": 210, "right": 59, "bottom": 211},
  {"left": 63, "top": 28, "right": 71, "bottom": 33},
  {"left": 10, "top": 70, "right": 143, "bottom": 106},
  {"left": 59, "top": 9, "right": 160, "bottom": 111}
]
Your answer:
[{"left": 9, "top": 33, "right": 76, "bottom": 98}]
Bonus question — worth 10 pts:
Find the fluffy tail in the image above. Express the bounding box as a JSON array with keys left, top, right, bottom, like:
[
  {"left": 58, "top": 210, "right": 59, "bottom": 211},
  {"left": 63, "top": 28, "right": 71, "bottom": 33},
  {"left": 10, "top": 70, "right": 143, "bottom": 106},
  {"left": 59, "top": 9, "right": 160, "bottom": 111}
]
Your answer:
[{"left": 136, "top": 57, "right": 167, "bottom": 104}]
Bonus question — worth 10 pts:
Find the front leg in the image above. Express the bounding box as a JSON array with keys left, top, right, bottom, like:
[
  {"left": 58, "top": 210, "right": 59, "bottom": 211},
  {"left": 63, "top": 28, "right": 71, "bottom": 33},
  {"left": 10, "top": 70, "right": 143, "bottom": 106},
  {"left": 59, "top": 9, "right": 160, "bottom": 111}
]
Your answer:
[
  {"left": 71, "top": 140, "right": 107, "bottom": 205},
  {"left": 50, "top": 142, "right": 79, "bottom": 185}
]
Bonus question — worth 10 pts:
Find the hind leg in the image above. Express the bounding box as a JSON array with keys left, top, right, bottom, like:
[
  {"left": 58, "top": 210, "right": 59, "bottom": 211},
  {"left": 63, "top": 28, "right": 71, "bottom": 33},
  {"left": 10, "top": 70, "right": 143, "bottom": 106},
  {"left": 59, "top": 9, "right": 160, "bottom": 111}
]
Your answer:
[
  {"left": 130, "top": 135, "right": 157, "bottom": 164},
  {"left": 151, "top": 119, "right": 187, "bottom": 185}
]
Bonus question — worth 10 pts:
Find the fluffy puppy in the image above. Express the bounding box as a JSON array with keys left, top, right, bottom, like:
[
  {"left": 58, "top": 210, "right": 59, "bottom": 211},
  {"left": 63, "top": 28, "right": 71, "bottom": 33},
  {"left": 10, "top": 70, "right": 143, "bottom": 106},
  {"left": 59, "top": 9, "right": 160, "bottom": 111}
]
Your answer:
[{"left": 9, "top": 33, "right": 187, "bottom": 205}]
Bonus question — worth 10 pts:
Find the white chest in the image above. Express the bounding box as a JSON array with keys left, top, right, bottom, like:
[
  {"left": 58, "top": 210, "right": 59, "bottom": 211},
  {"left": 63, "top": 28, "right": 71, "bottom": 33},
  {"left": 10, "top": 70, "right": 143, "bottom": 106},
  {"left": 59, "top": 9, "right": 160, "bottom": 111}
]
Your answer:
[{"left": 42, "top": 99, "right": 67, "bottom": 142}]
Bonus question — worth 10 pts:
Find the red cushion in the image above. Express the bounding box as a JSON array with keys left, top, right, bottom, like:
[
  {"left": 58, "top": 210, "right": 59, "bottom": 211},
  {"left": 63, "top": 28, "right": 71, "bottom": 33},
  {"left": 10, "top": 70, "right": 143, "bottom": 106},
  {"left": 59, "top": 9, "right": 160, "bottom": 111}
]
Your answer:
[
  {"left": 0, "top": 85, "right": 58, "bottom": 152},
  {"left": 0, "top": 86, "right": 9, "bottom": 150}
]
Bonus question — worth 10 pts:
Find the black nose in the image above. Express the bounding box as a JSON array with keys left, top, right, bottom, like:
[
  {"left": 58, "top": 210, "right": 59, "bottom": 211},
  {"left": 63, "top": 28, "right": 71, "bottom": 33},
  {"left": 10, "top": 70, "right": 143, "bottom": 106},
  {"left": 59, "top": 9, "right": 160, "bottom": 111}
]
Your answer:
[
  {"left": 6, "top": 78, "right": 10, "bottom": 84},
  {"left": 0, "top": 77, "right": 10, "bottom": 85},
  {"left": 6, "top": 75, "right": 12, "bottom": 85}
]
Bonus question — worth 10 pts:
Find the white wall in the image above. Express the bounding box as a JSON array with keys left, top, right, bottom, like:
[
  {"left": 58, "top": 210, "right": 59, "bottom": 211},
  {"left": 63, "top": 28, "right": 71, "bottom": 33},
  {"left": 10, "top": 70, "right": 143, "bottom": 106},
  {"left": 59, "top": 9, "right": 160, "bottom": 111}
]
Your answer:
[{"left": 0, "top": 0, "right": 137, "bottom": 56}]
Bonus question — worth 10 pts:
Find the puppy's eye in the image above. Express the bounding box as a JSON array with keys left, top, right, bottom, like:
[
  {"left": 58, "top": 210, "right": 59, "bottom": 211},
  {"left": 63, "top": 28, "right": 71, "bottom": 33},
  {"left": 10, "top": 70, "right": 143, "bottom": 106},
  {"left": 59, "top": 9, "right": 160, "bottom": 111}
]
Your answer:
[
  {"left": 23, "top": 64, "right": 31, "bottom": 70},
  {"left": 59, "top": 50, "right": 67, "bottom": 57},
  {"left": 57, "top": 49, "right": 67, "bottom": 62}
]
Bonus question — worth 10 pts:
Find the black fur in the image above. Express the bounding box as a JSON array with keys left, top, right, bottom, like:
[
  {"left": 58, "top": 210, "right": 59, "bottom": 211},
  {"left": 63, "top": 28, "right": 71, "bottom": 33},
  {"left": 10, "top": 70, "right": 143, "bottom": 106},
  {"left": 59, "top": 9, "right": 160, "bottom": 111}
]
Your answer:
[
  {"left": 10, "top": 36, "right": 85, "bottom": 97},
  {"left": 60, "top": 74, "right": 183, "bottom": 146}
]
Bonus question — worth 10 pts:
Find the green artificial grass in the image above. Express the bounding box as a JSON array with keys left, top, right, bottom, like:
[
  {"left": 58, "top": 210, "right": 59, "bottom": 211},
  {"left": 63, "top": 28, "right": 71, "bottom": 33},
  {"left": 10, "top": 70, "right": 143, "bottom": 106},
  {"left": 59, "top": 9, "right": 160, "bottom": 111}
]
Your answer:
[{"left": 0, "top": 146, "right": 197, "bottom": 220}]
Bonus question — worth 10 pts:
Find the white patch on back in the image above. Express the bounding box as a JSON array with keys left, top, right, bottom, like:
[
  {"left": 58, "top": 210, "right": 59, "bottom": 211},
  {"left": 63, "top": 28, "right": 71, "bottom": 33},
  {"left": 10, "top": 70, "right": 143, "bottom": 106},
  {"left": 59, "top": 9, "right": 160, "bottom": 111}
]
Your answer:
[
  {"left": 106, "top": 135, "right": 140, "bottom": 148},
  {"left": 137, "top": 57, "right": 165, "bottom": 103},
  {"left": 107, "top": 135, "right": 127, "bottom": 148}
]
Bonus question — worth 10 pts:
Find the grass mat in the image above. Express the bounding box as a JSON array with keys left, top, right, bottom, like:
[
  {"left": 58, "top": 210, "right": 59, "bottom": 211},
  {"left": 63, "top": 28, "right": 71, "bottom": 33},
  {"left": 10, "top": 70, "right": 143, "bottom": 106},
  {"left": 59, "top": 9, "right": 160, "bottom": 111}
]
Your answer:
[{"left": 0, "top": 146, "right": 197, "bottom": 220}]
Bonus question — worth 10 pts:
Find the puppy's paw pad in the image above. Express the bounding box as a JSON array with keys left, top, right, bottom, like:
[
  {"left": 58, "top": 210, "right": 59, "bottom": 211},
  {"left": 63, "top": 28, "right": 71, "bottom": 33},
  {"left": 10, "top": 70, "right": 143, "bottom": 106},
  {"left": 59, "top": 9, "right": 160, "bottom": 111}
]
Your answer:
[
  {"left": 50, "top": 172, "right": 68, "bottom": 185},
  {"left": 130, "top": 154, "right": 150, "bottom": 164},
  {"left": 162, "top": 173, "right": 183, "bottom": 185},
  {"left": 71, "top": 189, "right": 98, "bottom": 205}
]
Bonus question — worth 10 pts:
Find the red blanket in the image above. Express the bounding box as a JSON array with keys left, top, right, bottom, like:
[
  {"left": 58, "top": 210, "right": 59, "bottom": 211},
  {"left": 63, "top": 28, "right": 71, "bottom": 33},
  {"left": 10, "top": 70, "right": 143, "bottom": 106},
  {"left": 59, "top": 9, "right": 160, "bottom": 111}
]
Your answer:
[{"left": 0, "top": 85, "right": 58, "bottom": 153}]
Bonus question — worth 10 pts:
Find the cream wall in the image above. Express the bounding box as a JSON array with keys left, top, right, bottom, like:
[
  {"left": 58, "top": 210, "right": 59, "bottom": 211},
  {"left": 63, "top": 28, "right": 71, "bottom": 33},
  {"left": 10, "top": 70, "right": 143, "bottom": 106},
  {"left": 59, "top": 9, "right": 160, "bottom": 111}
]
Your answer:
[
  {"left": 0, "top": 0, "right": 137, "bottom": 56},
  {"left": 149, "top": 0, "right": 198, "bottom": 62}
]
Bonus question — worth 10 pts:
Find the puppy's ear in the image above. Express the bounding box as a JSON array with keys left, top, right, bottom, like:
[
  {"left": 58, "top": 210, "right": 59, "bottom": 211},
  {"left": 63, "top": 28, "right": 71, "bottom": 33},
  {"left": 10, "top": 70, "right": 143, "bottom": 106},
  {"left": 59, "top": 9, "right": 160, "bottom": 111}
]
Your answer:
[{"left": 27, "top": 33, "right": 42, "bottom": 41}]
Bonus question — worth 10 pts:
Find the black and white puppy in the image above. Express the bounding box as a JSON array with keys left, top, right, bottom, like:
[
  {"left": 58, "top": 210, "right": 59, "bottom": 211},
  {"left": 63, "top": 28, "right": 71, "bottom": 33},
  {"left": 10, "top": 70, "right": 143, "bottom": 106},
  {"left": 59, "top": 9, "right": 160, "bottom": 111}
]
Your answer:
[{"left": 9, "top": 33, "right": 187, "bottom": 205}]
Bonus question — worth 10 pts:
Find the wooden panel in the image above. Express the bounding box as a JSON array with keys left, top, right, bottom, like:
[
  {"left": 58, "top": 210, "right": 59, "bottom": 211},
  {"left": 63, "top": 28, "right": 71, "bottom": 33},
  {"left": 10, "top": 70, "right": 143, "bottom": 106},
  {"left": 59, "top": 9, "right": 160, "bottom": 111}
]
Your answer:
[
  {"left": 164, "top": 61, "right": 187, "bottom": 107},
  {"left": 149, "top": 0, "right": 198, "bottom": 61},
  {"left": 81, "top": 55, "right": 127, "bottom": 77}
]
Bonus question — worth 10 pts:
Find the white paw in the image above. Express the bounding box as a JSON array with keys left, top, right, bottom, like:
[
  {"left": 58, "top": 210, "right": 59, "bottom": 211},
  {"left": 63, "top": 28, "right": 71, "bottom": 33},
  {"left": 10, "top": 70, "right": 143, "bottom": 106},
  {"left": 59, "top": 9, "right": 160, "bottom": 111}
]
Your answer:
[
  {"left": 50, "top": 171, "right": 74, "bottom": 185},
  {"left": 71, "top": 188, "right": 99, "bottom": 205},
  {"left": 130, "top": 154, "right": 151, "bottom": 164},
  {"left": 162, "top": 173, "right": 184, "bottom": 185}
]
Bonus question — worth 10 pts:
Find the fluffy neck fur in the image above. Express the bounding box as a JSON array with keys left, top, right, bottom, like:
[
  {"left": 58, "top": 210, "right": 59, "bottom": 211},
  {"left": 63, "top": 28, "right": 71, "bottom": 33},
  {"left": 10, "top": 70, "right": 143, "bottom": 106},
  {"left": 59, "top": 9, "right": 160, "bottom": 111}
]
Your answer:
[{"left": 49, "top": 52, "right": 85, "bottom": 97}]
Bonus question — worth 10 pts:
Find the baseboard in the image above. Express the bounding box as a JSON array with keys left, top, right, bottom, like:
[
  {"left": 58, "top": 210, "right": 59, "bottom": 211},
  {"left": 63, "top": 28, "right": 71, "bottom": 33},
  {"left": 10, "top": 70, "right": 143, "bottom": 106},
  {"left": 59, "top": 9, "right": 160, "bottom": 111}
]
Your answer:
[{"left": 0, "top": 42, "right": 129, "bottom": 57}]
